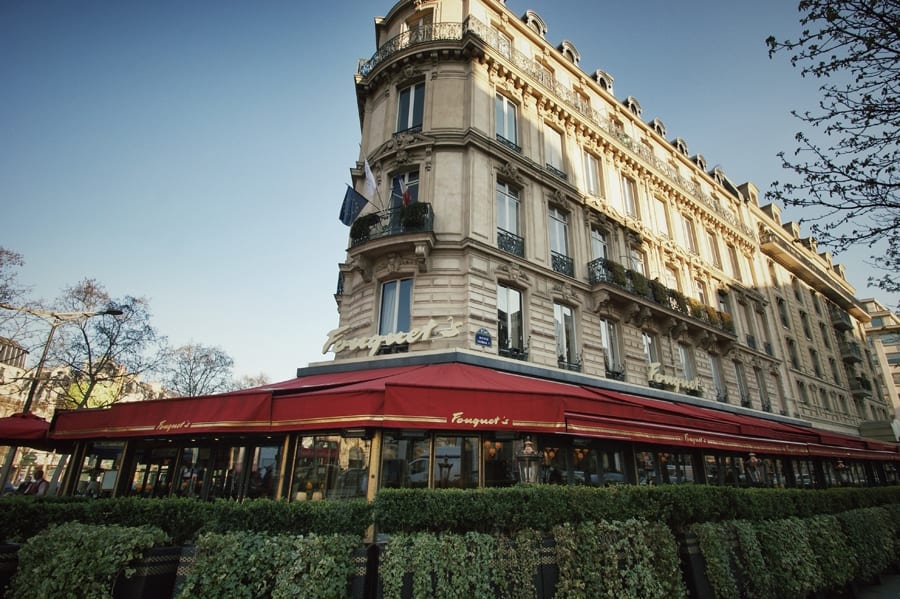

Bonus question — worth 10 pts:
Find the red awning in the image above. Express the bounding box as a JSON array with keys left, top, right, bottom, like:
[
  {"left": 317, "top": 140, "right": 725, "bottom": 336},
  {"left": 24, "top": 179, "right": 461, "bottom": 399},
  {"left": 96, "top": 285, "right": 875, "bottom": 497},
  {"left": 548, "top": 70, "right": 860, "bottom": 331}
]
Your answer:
[
  {"left": 0, "top": 412, "right": 51, "bottom": 446},
  {"left": 51, "top": 390, "right": 272, "bottom": 439},
  {"left": 45, "top": 361, "right": 900, "bottom": 462}
]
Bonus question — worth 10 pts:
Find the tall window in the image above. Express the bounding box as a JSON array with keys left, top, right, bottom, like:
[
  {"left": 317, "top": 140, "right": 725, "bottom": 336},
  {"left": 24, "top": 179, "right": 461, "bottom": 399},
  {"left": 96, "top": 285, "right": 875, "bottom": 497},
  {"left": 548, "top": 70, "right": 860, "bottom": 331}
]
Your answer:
[
  {"left": 695, "top": 280, "right": 707, "bottom": 305},
  {"left": 543, "top": 124, "right": 563, "bottom": 173},
  {"left": 706, "top": 229, "right": 722, "bottom": 268},
  {"left": 809, "top": 348, "right": 822, "bottom": 378},
  {"left": 829, "top": 357, "right": 841, "bottom": 383},
  {"left": 800, "top": 311, "right": 812, "bottom": 339},
  {"left": 599, "top": 319, "right": 621, "bottom": 372},
  {"left": 787, "top": 338, "right": 800, "bottom": 369},
  {"left": 727, "top": 244, "right": 742, "bottom": 282},
  {"left": 548, "top": 207, "right": 568, "bottom": 257},
  {"left": 554, "top": 303, "right": 578, "bottom": 367},
  {"left": 582, "top": 150, "right": 601, "bottom": 196},
  {"left": 682, "top": 215, "right": 698, "bottom": 254},
  {"left": 777, "top": 298, "right": 791, "bottom": 328},
  {"left": 654, "top": 197, "right": 670, "bottom": 237},
  {"left": 710, "top": 354, "right": 726, "bottom": 400},
  {"left": 797, "top": 381, "right": 809, "bottom": 404},
  {"left": 495, "top": 94, "right": 518, "bottom": 148},
  {"left": 819, "top": 322, "right": 831, "bottom": 348},
  {"left": 590, "top": 228, "right": 608, "bottom": 261},
  {"left": 396, "top": 82, "right": 425, "bottom": 133},
  {"left": 677, "top": 343, "right": 696, "bottom": 379},
  {"left": 496, "top": 181, "right": 520, "bottom": 235},
  {"left": 629, "top": 248, "right": 646, "bottom": 276},
  {"left": 497, "top": 284, "right": 524, "bottom": 356},
  {"left": 755, "top": 368, "right": 771, "bottom": 410},
  {"left": 734, "top": 361, "right": 749, "bottom": 404},
  {"left": 622, "top": 175, "right": 638, "bottom": 217},
  {"left": 641, "top": 331, "right": 658, "bottom": 363},
  {"left": 664, "top": 265, "right": 680, "bottom": 291},
  {"left": 391, "top": 171, "right": 419, "bottom": 209},
  {"left": 379, "top": 278, "right": 413, "bottom": 335}
]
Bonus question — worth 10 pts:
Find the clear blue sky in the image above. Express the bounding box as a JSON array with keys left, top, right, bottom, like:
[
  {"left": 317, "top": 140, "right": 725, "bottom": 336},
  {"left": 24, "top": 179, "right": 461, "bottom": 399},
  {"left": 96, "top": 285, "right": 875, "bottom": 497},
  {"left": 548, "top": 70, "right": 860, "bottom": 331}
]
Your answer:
[{"left": 2, "top": 0, "right": 893, "bottom": 382}]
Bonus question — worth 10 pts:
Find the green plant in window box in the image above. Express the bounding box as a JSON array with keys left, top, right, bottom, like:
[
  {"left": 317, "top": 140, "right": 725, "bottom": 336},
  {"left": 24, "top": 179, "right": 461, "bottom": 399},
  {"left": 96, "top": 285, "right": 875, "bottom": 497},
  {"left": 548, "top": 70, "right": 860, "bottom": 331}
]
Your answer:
[
  {"left": 649, "top": 278, "right": 669, "bottom": 304},
  {"left": 687, "top": 298, "right": 705, "bottom": 320},
  {"left": 350, "top": 213, "right": 380, "bottom": 242},
  {"left": 400, "top": 202, "right": 428, "bottom": 230},
  {"left": 629, "top": 271, "right": 650, "bottom": 297}
]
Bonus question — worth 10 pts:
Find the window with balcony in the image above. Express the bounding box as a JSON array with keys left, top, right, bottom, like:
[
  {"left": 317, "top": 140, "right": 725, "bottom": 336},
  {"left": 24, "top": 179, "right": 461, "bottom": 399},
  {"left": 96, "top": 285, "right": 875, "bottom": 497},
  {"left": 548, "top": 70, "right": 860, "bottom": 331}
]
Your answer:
[
  {"left": 396, "top": 82, "right": 425, "bottom": 133},
  {"left": 630, "top": 248, "right": 646, "bottom": 276},
  {"left": 549, "top": 206, "right": 572, "bottom": 276},
  {"left": 695, "top": 280, "right": 707, "bottom": 305},
  {"left": 664, "top": 265, "right": 680, "bottom": 292},
  {"left": 582, "top": 149, "right": 602, "bottom": 196},
  {"left": 622, "top": 175, "right": 638, "bottom": 217},
  {"left": 496, "top": 180, "right": 522, "bottom": 256},
  {"left": 379, "top": 278, "right": 413, "bottom": 336},
  {"left": 390, "top": 171, "right": 419, "bottom": 209},
  {"left": 495, "top": 94, "right": 518, "bottom": 151},
  {"left": 682, "top": 215, "right": 698, "bottom": 255},
  {"left": 599, "top": 318, "right": 623, "bottom": 378},
  {"left": 590, "top": 228, "right": 608, "bottom": 261},
  {"left": 554, "top": 303, "right": 579, "bottom": 370},
  {"left": 497, "top": 284, "right": 525, "bottom": 359},
  {"left": 543, "top": 124, "right": 565, "bottom": 179},
  {"left": 707, "top": 229, "right": 722, "bottom": 268}
]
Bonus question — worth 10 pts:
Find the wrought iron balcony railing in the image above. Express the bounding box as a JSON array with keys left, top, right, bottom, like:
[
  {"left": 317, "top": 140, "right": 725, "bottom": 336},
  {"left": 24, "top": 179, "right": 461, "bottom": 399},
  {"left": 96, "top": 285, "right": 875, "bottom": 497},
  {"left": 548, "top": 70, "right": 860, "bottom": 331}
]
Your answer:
[
  {"left": 496, "top": 134, "right": 521, "bottom": 153},
  {"left": 349, "top": 203, "right": 434, "bottom": 247},
  {"left": 829, "top": 306, "right": 854, "bottom": 330},
  {"left": 558, "top": 358, "right": 582, "bottom": 373},
  {"left": 839, "top": 340, "right": 863, "bottom": 363},
  {"left": 357, "top": 23, "right": 465, "bottom": 77},
  {"left": 497, "top": 228, "right": 525, "bottom": 257},
  {"left": 545, "top": 164, "right": 567, "bottom": 180},
  {"left": 551, "top": 251, "right": 574, "bottom": 277},
  {"left": 499, "top": 346, "right": 528, "bottom": 361},
  {"left": 587, "top": 256, "right": 735, "bottom": 335}
]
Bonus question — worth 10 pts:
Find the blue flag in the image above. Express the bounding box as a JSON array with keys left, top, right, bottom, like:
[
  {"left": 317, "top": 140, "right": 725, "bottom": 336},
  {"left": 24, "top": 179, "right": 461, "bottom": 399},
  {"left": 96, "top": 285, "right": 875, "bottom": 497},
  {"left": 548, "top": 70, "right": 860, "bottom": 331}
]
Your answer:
[{"left": 339, "top": 186, "right": 368, "bottom": 226}]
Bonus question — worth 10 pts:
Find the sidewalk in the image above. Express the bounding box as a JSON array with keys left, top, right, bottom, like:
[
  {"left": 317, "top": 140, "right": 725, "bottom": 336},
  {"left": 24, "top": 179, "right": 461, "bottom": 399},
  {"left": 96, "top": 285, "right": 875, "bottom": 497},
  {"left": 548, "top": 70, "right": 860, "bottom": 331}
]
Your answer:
[{"left": 855, "top": 574, "right": 900, "bottom": 599}]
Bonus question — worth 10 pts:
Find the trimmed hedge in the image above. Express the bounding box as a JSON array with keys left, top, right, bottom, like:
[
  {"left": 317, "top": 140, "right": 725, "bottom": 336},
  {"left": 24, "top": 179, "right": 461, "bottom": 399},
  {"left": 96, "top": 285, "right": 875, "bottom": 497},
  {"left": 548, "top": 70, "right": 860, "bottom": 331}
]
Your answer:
[
  {"left": 690, "top": 505, "right": 900, "bottom": 598},
  {"left": 0, "top": 496, "right": 372, "bottom": 544},
  {"left": 373, "top": 485, "right": 900, "bottom": 534}
]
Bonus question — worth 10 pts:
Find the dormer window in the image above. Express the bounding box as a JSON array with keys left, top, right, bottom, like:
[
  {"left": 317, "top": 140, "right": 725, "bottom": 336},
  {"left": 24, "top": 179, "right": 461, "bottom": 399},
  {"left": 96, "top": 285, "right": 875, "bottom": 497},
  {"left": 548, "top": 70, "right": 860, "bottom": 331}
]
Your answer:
[
  {"left": 624, "top": 96, "right": 642, "bottom": 117},
  {"left": 673, "top": 138, "right": 689, "bottom": 156},
  {"left": 693, "top": 154, "right": 707, "bottom": 171},
  {"left": 558, "top": 40, "right": 580, "bottom": 65},
  {"left": 522, "top": 10, "right": 547, "bottom": 38},
  {"left": 592, "top": 70, "right": 614, "bottom": 94},
  {"left": 650, "top": 118, "right": 666, "bottom": 137}
]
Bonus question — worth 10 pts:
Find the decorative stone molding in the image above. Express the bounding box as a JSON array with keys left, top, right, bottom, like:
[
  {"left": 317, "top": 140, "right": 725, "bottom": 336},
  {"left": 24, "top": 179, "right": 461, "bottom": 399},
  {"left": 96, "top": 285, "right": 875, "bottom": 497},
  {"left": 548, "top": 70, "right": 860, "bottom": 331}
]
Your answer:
[
  {"left": 415, "top": 242, "right": 430, "bottom": 272},
  {"left": 495, "top": 261, "right": 532, "bottom": 287},
  {"left": 497, "top": 161, "right": 524, "bottom": 185},
  {"left": 591, "top": 289, "right": 611, "bottom": 312},
  {"left": 350, "top": 254, "right": 373, "bottom": 283},
  {"left": 552, "top": 282, "right": 582, "bottom": 305}
]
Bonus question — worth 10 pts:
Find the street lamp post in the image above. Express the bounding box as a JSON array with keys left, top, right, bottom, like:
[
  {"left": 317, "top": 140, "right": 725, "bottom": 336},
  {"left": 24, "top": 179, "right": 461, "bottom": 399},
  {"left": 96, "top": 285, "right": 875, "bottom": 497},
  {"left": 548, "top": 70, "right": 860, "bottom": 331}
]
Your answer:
[{"left": 0, "top": 303, "right": 123, "bottom": 490}]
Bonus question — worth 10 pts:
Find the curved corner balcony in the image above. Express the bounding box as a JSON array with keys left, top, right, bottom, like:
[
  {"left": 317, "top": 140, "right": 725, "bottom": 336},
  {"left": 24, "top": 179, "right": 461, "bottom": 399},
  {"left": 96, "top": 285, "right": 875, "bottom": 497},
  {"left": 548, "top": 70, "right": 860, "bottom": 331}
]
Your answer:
[
  {"left": 349, "top": 204, "right": 434, "bottom": 247},
  {"left": 357, "top": 23, "right": 465, "bottom": 78}
]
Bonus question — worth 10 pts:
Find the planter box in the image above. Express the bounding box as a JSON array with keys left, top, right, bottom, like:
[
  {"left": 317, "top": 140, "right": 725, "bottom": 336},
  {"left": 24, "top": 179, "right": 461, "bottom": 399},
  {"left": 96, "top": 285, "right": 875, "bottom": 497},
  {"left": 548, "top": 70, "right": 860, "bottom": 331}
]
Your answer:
[{"left": 113, "top": 546, "right": 182, "bottom": 599}]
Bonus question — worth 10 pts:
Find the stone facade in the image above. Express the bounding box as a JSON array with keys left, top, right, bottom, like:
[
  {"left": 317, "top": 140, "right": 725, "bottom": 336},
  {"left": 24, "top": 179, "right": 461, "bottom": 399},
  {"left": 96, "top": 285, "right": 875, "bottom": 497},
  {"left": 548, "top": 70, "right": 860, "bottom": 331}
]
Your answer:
[{"left": 330, "top": 0, "right": 892, "bottom": 438}]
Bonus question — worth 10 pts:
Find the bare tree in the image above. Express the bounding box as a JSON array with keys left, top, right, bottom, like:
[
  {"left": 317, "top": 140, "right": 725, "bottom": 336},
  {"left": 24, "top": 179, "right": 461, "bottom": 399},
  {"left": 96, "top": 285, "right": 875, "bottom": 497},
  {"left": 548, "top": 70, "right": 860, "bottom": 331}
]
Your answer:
[
  {"left": 163, "top": 343, "right": 235, "bottom": 397},
  {"left": 766, "top": 0, "right": 900, "bottom": 300},
  {"left": 50, "top": 279, "right": 167, "bottom": 409},
  {"left": 230, "top": 372, "right": 272, "bottom": 391},
  {"left": 0, "top": 247, "right": 26, "bottom": 305}
]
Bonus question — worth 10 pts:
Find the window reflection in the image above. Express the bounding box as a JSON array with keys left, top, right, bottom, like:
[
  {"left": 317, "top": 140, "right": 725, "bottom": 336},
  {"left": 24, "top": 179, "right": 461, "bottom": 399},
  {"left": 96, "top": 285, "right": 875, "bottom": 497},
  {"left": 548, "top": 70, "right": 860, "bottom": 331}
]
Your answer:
[{"left": 290, "top": 435, "right": 371, "bottom": 500}]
